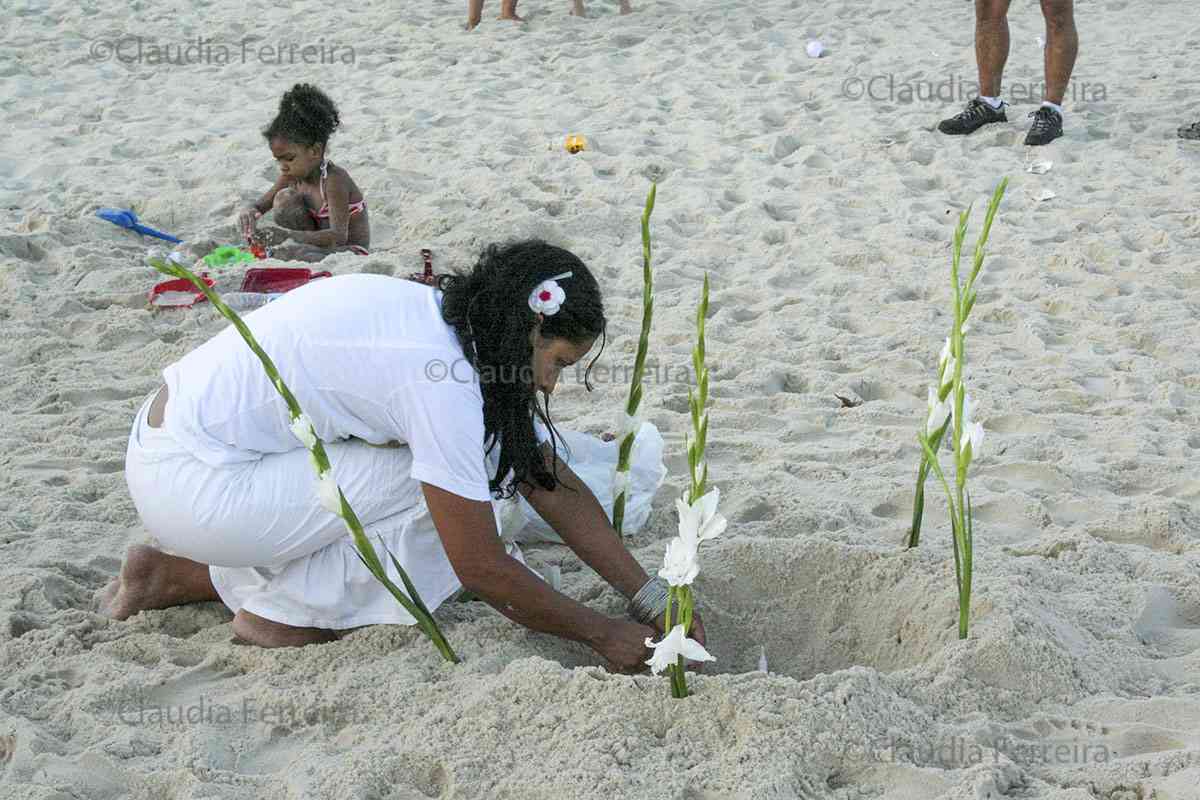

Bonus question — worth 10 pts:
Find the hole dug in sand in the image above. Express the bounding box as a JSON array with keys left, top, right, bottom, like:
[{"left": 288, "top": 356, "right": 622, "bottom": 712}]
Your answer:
[
  {"left": 696, "top": 537, "right": 963, "bottom": 679},
  {"left": 692, "top": 537, "right": 1091, "bottom": 716}
]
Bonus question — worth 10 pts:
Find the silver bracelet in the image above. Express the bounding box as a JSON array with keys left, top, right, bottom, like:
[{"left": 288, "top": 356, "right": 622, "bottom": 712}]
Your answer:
[{"left": 627, "top": 577, "right": 670, "bottom": 625}]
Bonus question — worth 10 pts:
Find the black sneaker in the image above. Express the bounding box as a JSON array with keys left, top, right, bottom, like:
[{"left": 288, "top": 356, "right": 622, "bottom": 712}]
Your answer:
[
  {"left": 938, "top": 98, "right": 1007, "bottom": 135},
  {"left": 1024, "top": 106, "right": 1064, "bottom": 146},
  {"left": 1179, "top": 121, "right": 1200, "bottom": 141}
]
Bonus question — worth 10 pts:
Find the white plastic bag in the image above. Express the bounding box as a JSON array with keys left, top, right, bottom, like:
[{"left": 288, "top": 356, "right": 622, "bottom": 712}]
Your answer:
[{"left": 504, "top": 423, "right": 668, "bottom": 543}]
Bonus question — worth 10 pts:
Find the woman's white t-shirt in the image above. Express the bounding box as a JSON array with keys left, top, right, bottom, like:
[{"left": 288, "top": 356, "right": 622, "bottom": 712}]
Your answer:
[{"left": 163, "top": 274, "right": 513, "bottom": 503}]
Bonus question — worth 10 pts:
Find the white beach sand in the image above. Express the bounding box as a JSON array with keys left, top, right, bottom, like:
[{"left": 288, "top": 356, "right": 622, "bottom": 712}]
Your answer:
[{"left": 2, "top": 0, "right": 1199, "bottom": 797}]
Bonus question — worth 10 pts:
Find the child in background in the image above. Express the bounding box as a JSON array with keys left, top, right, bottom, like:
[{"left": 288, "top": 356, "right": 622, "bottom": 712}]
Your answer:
[
  {"left": 467, "top": 0, "right": 522, "bottom": 29},
  {"left": 468, "top": 0, "right": 632, "bottom": 28},
  {"left": 238, "top": 84, "right": 370, "bottom": 262}
]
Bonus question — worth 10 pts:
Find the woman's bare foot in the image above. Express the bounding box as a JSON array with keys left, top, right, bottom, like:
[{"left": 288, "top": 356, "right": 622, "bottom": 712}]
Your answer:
[
  {"left": 232, "top": 610, "right": 336, "bottom": 648},
  {"left": 95, "top": 545, "right": 220, "bottom": 620},
  {"left": 570, "top": 0, "right": 585, "bottom": 16},
  {"left": 619, "top": 0, "right": 633, "bottom": 13},
  {"left": 467, "top": 0, "right": 483, "bottom": 29}
]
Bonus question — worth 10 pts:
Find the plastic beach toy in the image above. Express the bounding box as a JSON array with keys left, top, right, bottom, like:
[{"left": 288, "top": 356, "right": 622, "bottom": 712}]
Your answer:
[
  {"left": 96, "top": 208, "right": 182, "bottom": 243},
  {"left": 202, "top": 246, "right": 257, "bottom": 269},
  {"left": 565, "top": 134, "right": 587, "bottom": 154},
  {"left": 408, "top": 248, "right": 436, "bottom": 285},
  {"left": 148, "top": 275, "right": 216, "bottom": 309},
  {"left": 239, "top": 267, "right": 331, "bottom": 294}
]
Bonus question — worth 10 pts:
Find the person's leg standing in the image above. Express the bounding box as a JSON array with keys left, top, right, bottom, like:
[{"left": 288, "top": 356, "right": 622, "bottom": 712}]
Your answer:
[
  {"left": 976, "top": 0, "right": 1013, "bottom": 99},
  {"left": 938, "top": 0, "right": 1013, "bottom": 136},
  {"left": 1026, "top": 0, "right": 1077, "bottom": 145}
]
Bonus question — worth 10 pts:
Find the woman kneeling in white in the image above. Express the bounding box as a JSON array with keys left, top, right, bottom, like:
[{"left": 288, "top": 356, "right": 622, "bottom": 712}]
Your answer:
[{"left": 99, "top": 240, "right": 703, "bottom": 672}]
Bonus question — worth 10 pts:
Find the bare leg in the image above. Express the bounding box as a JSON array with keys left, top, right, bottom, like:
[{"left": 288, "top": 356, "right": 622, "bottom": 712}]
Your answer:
[
  {"left": 232, "top": 610, "right": 336, "bottom": 648},
  {"left": 268, "top": 242, "right": 330, "bottom": 263},
  {"left": 975, "top": 0, "right": 1012, "bottom": 98},
  {"left": 96, "top": 545, "right": 220, "bottom": 620},
  {"left": 467, "top": 0, "right": 483, "bottom": 29},
  {"left": 499, "top": 0, "right": 522, "bottom": 21},
  {"left": 97, "top": 545, "right": 338, "bottom": 648},
  {"left": 1041, "top": 0, "right": 1077, "bottom": 105},
  {"left": 619, "top": 0, "right": 632, "bottom": 13},
  {"left": 570, "top": 0, "right": 585, "bottom": 16},
  {"left": 271, "top": 187, "right": 318, "bottom": 234}
]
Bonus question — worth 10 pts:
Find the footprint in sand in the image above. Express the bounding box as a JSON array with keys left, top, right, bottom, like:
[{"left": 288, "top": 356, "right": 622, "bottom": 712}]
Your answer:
[
  {"left": 1133, "top": 586, "right": 1200, "bottom": 659},
  {"left": 980, "top": 462, "right": 1074, "bottom": 496}
]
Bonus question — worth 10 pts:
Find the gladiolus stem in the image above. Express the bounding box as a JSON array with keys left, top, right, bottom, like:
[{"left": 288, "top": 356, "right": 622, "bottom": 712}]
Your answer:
[
  {"left": 613, "top": 183, "right": 657, "bottom": 537},
  {"left": 687, "top": 274, "right": 711, "bottom": 505},
  {"left": 906, "top": 178, "right": 1006, "bottom": 639},
  {"left": 906, "top": 418, "right": 949, "bottom": 549}
]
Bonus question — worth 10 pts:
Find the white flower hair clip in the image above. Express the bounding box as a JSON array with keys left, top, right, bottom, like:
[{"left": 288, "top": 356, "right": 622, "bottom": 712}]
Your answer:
[{"left": 528, "top": 271, "right": 573, "bottom": 316}]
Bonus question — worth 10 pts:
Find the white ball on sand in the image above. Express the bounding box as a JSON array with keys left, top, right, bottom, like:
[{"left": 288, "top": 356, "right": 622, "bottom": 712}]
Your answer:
[{"left": 805, "top": 40, "right": 823, "bottom": 59}]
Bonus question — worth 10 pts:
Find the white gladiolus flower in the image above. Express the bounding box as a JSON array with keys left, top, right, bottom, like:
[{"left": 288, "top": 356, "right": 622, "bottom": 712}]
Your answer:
[
  {"left": 961, "top": 422, "right": 985, "bottom": 458},
  {"left": 674, "top": 488, "right": 727, "bottom": 549},
  {"left": 611, "top": 468, "right": 631, "bottom": 501},
  {"left": 658, "top": 536, "right": 700, "bottom": 587},
  {"left": 616, "top": 412, "right": 643, "bottom": 443},
  {"left": 940, "top": 357, "right": 956, "bottom": 390},
  {"left": 938, "top": 338, "right": 952, "bottom": 368},
  {"left": 317, "top": 471, "right": 343, "bottom": 517},
  {"left": 953, "top": 393, "right": 973, "bottom": 426},
  {"left": 659, "top": 489, "right": 726, "bottom": 587},
  {"left": 290, "top": 413, "right": 318, "bottom": 450},
  {"left": 926, "top": 386, "right": 951, "bottom": 435},
  {"left": 954, "top": 394, "right": 984, "bottom": 458},
  {"left": 644, "top": 624, "right": 715, "bottom": 674}
]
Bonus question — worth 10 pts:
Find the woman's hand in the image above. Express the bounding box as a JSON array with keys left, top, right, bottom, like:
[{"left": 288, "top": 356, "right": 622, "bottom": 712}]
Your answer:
[
  {"left": 593, "top": 618, "right": 656, "bottom": 673},
  {"left": 237, "top": 207, "right": 261, "bottom": 240}
]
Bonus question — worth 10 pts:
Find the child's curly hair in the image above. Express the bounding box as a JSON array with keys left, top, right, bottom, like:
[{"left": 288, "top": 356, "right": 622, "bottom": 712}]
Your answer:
[{"left": 262, "top": 84, "right": 341, "bottom": 148}]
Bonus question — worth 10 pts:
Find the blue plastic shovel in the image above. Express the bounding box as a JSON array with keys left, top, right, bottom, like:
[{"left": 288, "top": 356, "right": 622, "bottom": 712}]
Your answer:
[{"left": 96, "top": 207, "right": 183, "bottom": 244}]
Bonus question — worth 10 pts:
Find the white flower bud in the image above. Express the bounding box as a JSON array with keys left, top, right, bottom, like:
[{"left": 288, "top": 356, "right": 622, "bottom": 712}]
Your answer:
[{"left": 317, "top": 471, "right": 343, "bottom": 517}]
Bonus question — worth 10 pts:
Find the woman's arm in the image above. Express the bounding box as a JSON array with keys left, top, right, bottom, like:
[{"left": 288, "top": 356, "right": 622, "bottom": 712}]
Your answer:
[
  {"left": 520, "top": 444, "right": 708, "bottom": 649},
  {"left": 520, "top": 444, "right": 652, "bottom": 599},
  {"left": 421, "top": 482, "right": 655, "bottom": 670}
]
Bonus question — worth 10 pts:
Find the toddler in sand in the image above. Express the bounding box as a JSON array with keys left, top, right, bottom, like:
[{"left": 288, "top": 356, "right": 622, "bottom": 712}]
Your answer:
[{"left": 238, "top": 84, "right": 370, "bottom": 262}]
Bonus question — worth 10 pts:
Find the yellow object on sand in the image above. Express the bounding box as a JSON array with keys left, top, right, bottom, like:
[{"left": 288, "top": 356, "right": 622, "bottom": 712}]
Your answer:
[{"left": 565, "top": 134, "right": 586, "bottom": 154}]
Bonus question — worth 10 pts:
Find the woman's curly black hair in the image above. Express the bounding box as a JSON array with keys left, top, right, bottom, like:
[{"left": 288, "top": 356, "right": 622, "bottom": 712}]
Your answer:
[
  {"left": 261, "top": 83, "right": 341, "bottom": 149},
  {"left": 438, "top": 240, "right": 606, "bottom": 498}
]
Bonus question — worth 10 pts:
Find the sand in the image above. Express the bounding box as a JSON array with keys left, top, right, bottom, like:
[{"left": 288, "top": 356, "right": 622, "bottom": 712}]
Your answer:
[{"left": 3, "top": 0, "right": 1200, "bottom": 797}]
